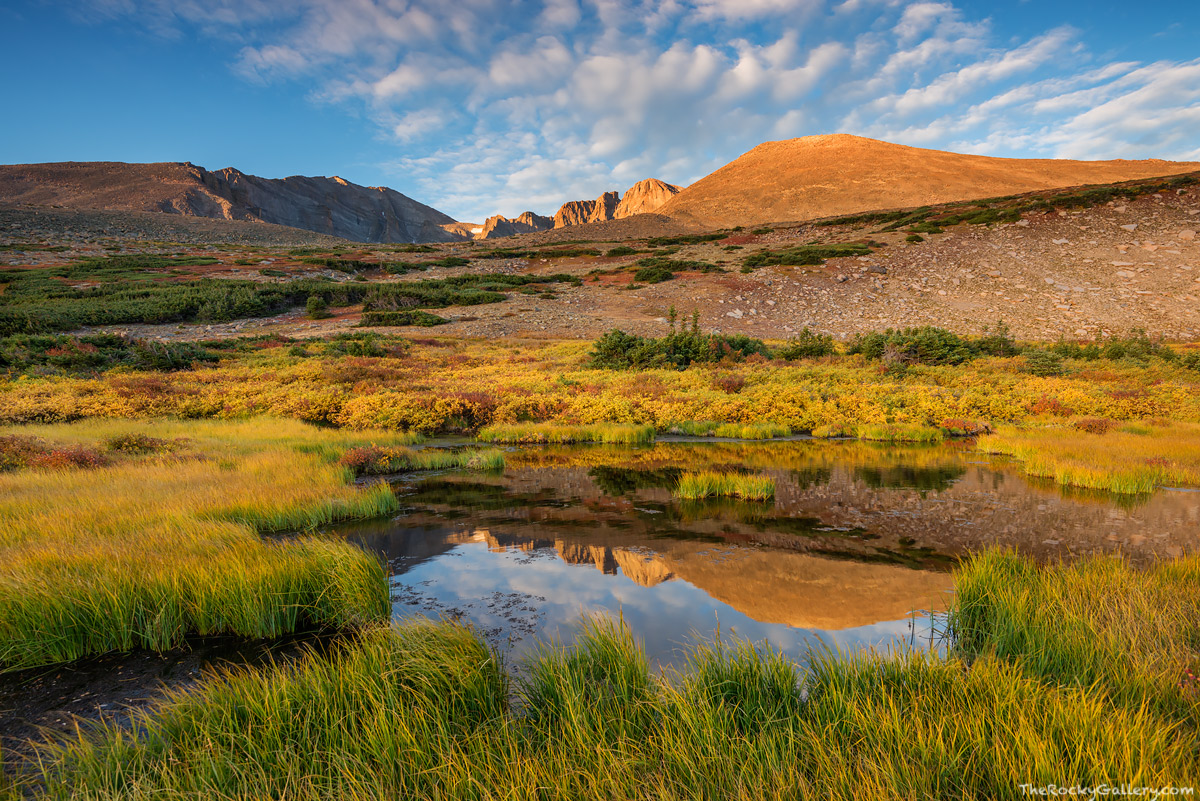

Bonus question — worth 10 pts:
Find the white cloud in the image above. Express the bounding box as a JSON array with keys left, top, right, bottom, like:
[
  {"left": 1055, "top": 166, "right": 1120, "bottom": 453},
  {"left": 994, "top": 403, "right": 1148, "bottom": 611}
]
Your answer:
[{"left": 73, "top": 0, "right": 1200, "bottom": 220}]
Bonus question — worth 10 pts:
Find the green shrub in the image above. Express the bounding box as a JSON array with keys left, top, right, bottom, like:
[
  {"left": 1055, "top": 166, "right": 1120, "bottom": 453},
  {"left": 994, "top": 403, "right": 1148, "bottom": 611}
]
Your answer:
[
  {"left": 306, "top": 296, "right": 331, "bottom": 319},
  {"left": 775, "top": 328, "right": 836, "bottom": 360},
  {"left": 743, "top": 243, "right": 871, "bottom": 268},
  {"left": 590, "top": 326, "right": 768, "bottom": 370},
  {"left": 359, "top": 310, "right": 448, "bottom": 327},
  {"left": 1024, "top": 350, "right": 1066, "bottom": 377},
  {"left": 848, "top": 326, "right": 975, "bottom": 366},
  {"left": 905, "top": 234, "right": 924, "bottom": 243},
  {"left": 633, "top": 266, "right": 674, "bottom": 284}
]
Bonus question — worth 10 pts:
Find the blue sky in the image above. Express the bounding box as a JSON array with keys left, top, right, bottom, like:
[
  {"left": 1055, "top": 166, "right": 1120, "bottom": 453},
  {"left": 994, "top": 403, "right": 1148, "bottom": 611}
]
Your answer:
[{"left": 1, "top": 0, "right": 1197, "bottom": 222}]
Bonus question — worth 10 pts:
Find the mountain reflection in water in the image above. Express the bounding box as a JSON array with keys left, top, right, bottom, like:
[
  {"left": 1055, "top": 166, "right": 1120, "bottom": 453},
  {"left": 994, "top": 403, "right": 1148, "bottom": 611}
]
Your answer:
[{"left": 328, "top": 440, "right": 1200, "bottom": 665}]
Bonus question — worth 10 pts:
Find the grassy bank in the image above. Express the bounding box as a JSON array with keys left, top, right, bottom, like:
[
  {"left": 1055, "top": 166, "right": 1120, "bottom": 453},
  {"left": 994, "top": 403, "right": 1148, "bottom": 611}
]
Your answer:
[
  {"left": 978, "top": 421, "right": 1200, "bottom": 493},
  {"left": 477, "top": 422, "right": 656, "bottom": 444},
  {"left": 23, "top": 551, "right": 1199, "bottom": 797},
  {"left": 0, "top": 418, "right": 415, "bottom": 671}
]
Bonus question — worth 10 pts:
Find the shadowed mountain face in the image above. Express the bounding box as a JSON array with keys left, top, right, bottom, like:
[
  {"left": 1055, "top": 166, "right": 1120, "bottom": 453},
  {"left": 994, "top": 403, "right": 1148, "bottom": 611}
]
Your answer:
[
  {"left": 656, "top": 134, "right": 1200, "bottom": 228},
  {"left": 0, "top": 161, "right": 463, "bottom": 243}
]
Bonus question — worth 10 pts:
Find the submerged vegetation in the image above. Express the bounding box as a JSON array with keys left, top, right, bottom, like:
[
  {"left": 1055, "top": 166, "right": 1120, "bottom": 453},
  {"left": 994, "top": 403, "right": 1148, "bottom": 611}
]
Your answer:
[{"left": 20, "top": 550, "right": 1200, "bottom": 796}]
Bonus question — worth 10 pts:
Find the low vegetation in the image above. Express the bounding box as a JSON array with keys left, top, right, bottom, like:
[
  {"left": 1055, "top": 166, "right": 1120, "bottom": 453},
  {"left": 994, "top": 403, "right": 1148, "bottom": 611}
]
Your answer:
[
  {"left": 743, "top": 242, "right": 872, "bottom": 268},
  {"left": 675, "top": 470, "right": 776, "bottom": 500},
  {"left": 0, "top": 257, "right": 578, "bottom": 335},
  {"left": 358, "top": 310, "right": 448, "bottom": 327}
]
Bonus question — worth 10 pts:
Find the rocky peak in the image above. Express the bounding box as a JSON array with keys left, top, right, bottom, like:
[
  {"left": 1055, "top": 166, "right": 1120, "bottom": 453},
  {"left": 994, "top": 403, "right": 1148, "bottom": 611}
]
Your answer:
[{"left": 615, "top": 178, "right": 681, "bottom": 218}]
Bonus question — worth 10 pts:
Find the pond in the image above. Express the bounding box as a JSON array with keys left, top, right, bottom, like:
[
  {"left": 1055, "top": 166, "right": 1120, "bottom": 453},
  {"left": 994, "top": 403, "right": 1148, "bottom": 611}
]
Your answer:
[{"left": 329, "top": 439, "right": 1200, "bottom": 667}]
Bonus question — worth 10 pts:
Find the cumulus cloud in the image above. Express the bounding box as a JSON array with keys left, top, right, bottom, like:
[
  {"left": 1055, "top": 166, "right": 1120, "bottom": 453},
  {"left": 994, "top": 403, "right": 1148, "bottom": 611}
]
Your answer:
[{"left": 73, "top": 0, "right": 1200, "bottom": 220}]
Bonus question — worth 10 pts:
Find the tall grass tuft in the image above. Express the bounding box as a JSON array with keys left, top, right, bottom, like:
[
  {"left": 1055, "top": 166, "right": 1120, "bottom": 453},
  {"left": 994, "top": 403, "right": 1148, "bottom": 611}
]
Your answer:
[
  {"left": 477, "top": 422, "right": 655, "bottom": 445},
  {"left": 951, "top": 550, "right": 1200, "bottom": 728},
  {"left": 675, "top": 470, "right": 776, "bottom": 500},
  {"left": 26, "top": 613, "right": 1195, "bottom": 797}
]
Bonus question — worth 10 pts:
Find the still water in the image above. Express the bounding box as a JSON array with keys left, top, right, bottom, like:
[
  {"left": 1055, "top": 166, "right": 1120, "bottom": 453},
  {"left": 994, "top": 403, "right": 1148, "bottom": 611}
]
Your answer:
[{"left": 328, "top": 440, "right": 1200, "bottom": 667}]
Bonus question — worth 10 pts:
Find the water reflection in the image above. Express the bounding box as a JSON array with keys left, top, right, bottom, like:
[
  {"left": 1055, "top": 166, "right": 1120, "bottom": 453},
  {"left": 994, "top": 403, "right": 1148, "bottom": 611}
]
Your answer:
[{"left": 328, "top": 440, "right": 1200, "bottom": 666}]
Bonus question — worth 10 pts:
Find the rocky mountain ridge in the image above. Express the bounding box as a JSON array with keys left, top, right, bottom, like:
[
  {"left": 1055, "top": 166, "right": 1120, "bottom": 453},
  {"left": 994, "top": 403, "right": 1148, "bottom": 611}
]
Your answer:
[{"left": 0, "top": 161, "right": 462, "bottom": 244}]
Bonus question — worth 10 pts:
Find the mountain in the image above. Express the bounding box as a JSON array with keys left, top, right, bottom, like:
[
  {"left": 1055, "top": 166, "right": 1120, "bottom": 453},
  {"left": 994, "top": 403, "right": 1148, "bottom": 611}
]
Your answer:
[
  {"left": 479, "top": 211, "right": 554, "bottom": 239},
  {"left": 552, "top": 181, "right": 679, "bottom": 228},
  {"left": 656, "top": 134, "right": 1200, "bottom": 228},
  {"left": 0, "top": 161, "right": 464, "bottom": 243},
  {"left": 614, "top": 178, "right": 681, "bottom": 218}
]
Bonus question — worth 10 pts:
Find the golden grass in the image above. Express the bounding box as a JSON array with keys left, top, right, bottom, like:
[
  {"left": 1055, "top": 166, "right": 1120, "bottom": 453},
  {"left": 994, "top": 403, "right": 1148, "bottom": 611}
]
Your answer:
[
  {"left": 0, "top": 418, "right": 417, "bottom": 671},
  {"left": 977, "top": 420, "right": 1200, "bottom": 493},
  {"left": 477, "top": 422, "right": 655, "bottom": 444},
  {"left": 675, "top": 471, "right": 776, "bottom": 500}
]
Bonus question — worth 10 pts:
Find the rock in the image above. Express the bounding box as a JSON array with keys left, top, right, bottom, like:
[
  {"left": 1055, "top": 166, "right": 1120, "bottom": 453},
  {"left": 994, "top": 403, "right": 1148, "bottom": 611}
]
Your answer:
[
  {"left": 1116, "top": 270, "right": 1135, "bottom": 278},
  {"left": 1120, "top": 223, "right": 1139, "bottom": 232},
  {"left": 835, "top": 274, "right": 849, "bottom": 283},
  {"left": 1180, "top": 230, "right": 1196, "bottom": 241},
  {"left": 726, "top": 309, "right": 744, "bottom": 318},
  {"left": 479, "top": 212, "right": 553, "bottom": 239},
  {"left": 614, "top": 179, "right": 682, "bottom": 218},
  {"left": 554, "top": 199, "right": 597, "bottom": 227},
  {"left": 987, "top": 270, "right": 1002, "bottom": 278},
  {"left": 1052, "top": 238, "right": 1070, "bottom": 245},
  {"left": 1015, "top": 219, "right": 1029, "bottom": 227},
  {"left": 866, "top": 264, "right": 887, "bottom": 274}
]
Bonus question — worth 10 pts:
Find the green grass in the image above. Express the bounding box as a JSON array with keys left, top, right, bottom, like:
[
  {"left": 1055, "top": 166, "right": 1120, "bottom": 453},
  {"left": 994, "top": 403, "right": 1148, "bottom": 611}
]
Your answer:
[
  {"left": 477, "top": 423, "right": 656, "bottom": 445},
  {"left": 21, "top": 595, "right": 1197, "bottom": 798},
  {"left": 951, "top": 550, "right": 1200, "bottom": 731},
  {"left": 675, "top": 470, "right": 775, "bottom": 500}
]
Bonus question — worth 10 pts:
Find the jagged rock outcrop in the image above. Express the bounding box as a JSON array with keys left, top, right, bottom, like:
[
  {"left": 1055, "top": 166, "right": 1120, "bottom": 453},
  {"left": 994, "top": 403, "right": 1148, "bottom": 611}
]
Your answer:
[
  {"left": 552, "top": 182, "right": 678, "bottom": 228},
  {"left": 0, "top": 161, "right": 466, "bottom": 243},
  {"left": 587, "top": 191, "right": 620, "bottom": 223},
  {"left": 515, "top": 211, "right": 553, "bottom": 229},
  {"left": 615, "top": 178, "right": 681, "bottom": 218},
  {"left": 554, "top": 198, "right": 598, "bottom": 228},
  {"left": 478, "top": 211, "right": 554, "bottom": 239}
]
